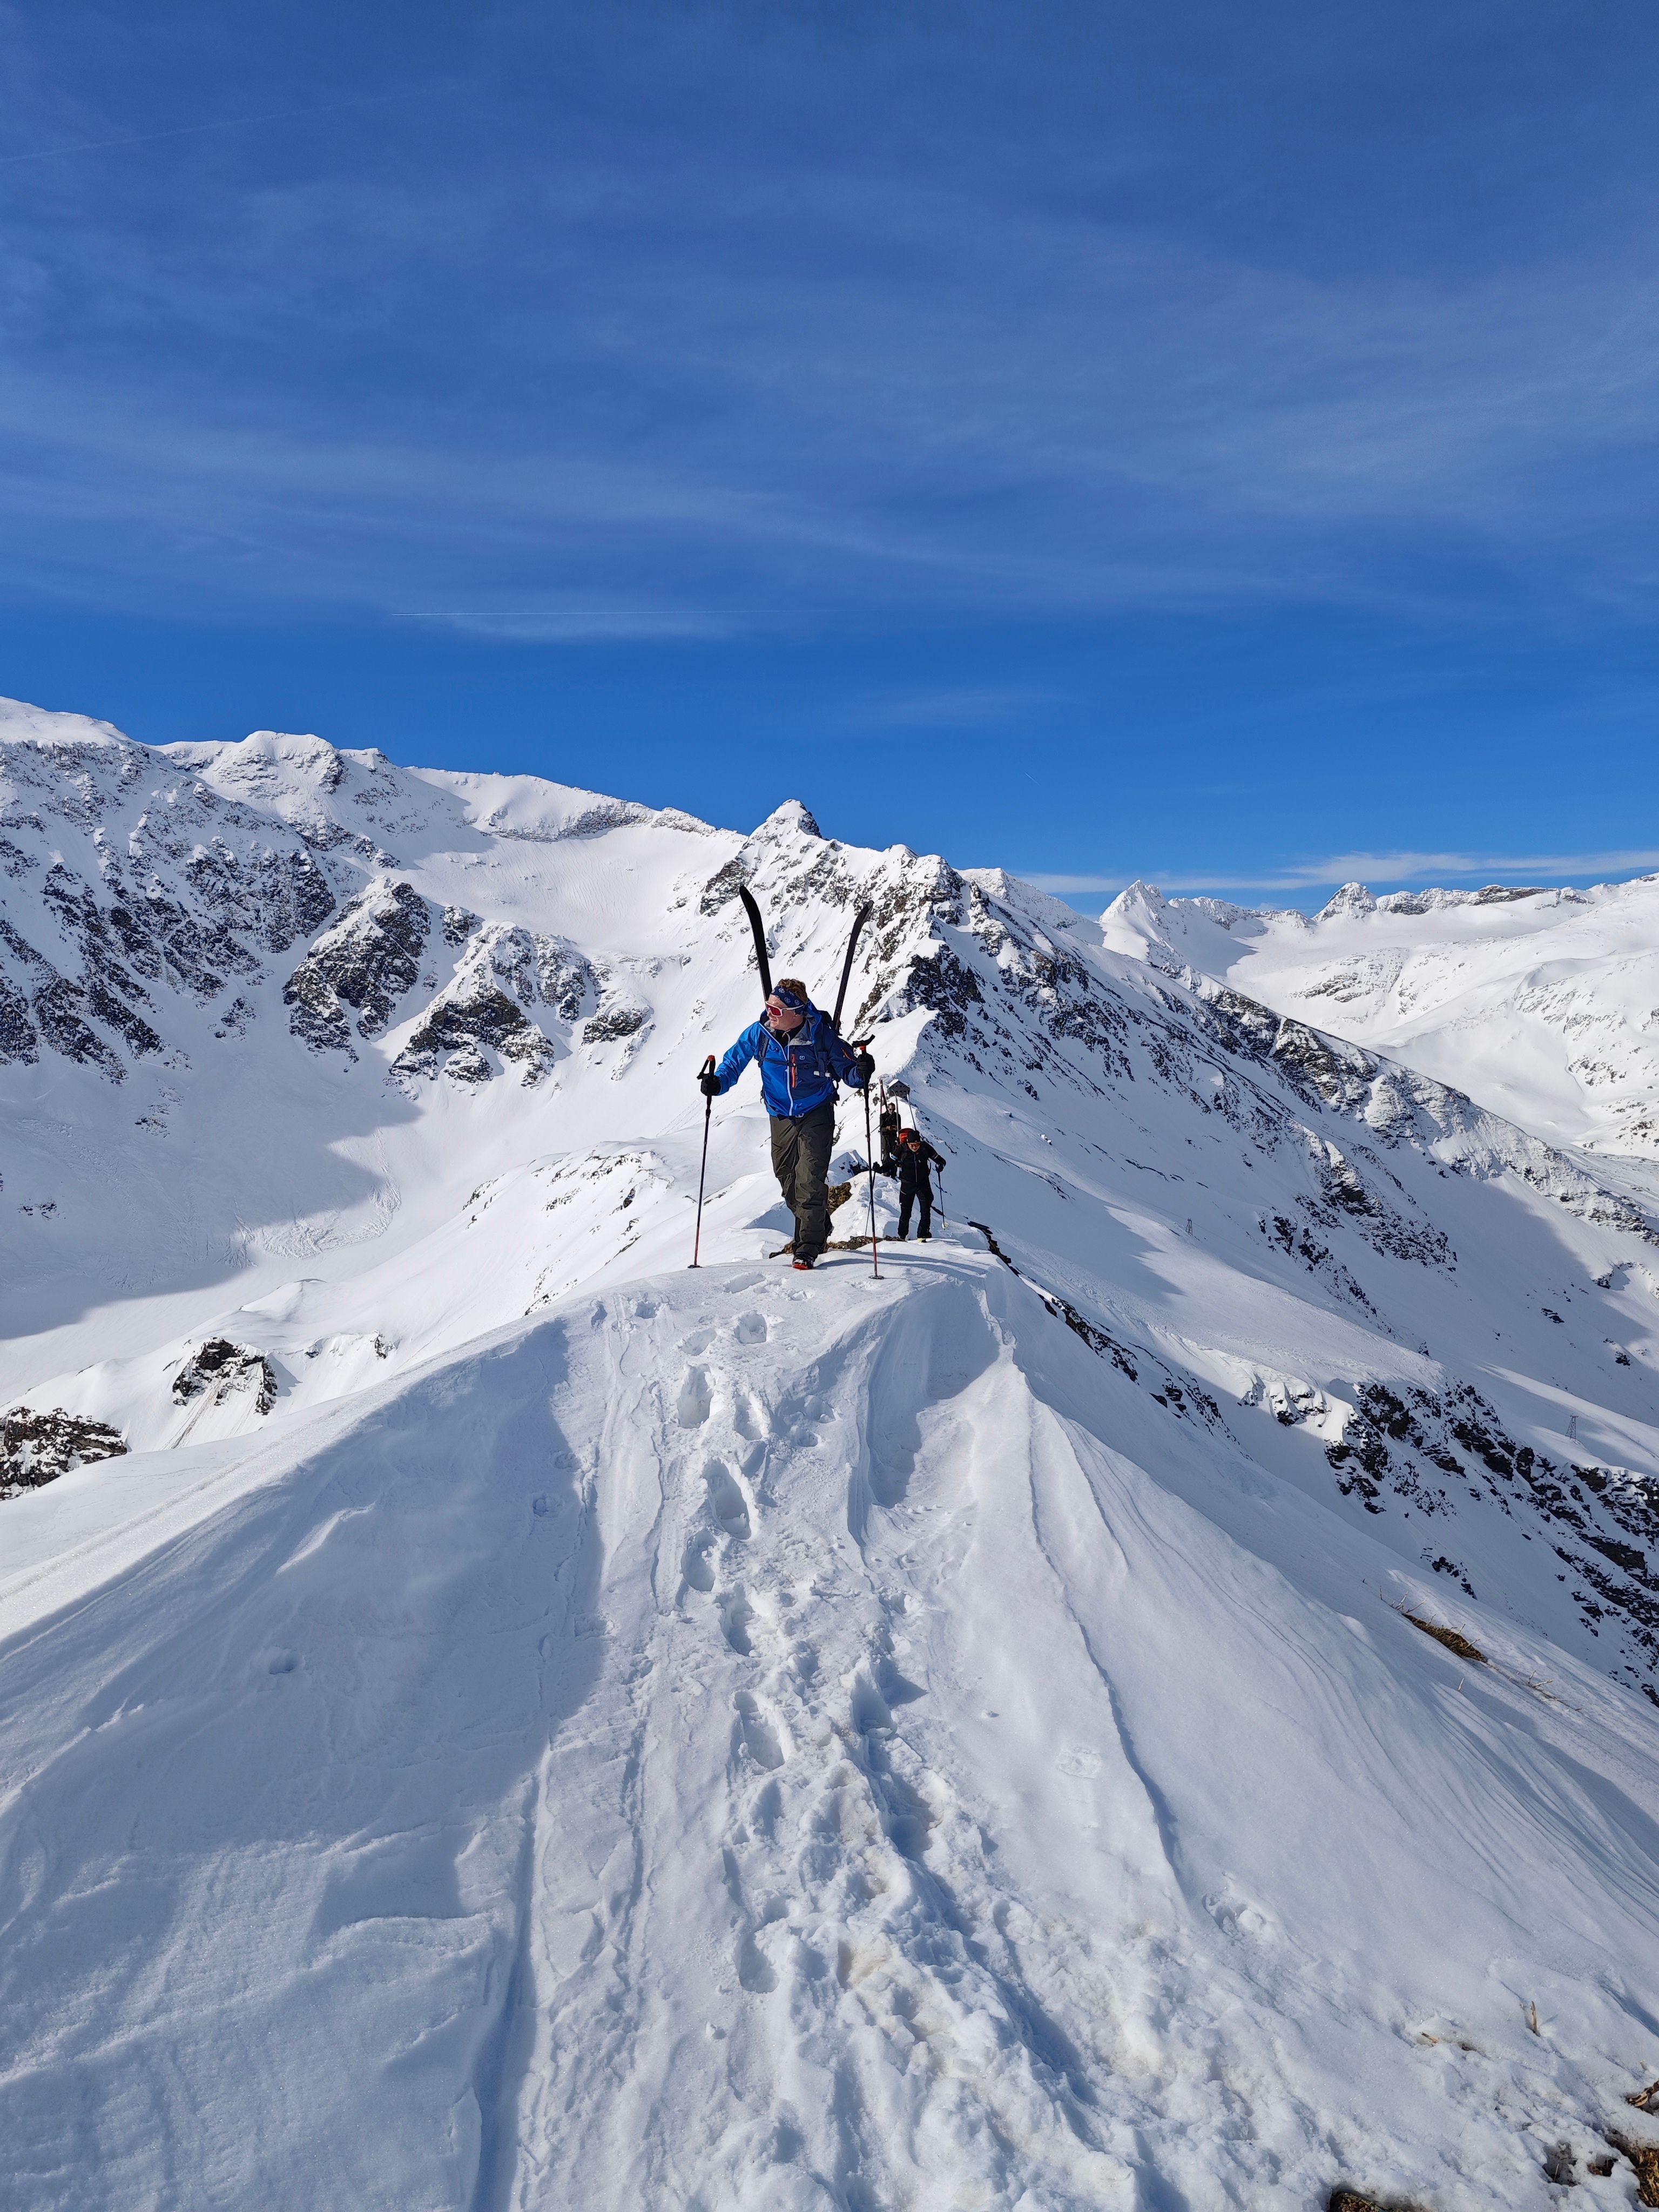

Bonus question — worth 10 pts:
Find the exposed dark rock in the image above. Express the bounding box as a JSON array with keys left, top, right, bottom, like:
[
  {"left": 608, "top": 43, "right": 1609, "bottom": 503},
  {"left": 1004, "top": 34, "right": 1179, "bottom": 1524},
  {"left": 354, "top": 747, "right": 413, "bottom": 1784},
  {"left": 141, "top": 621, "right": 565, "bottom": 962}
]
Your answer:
[
  {"left": 583, "top": 1003, "right": 648, "bottom": 1044},
  {"left": 193, "top": 845, "right": 336, "bottom": 953},
  {"left": 1263, "top": 1212, "right": 1375, "bottom": 1312},
  {"left": 0, "top": 794, "right": 337, "bottom": 1082},
  {"left": 1309, "top": 1375, "right": 1659, "bottom": 1671},
  {"left": 699, "top": 853, "right": 751, "bottom": 917},
  {"left": 1589, "top": 1534, "right": 1646, "bottom": 1574},
  {"left": 60, "top": 856, "right": 261, "bottom": 1003},
  {"left": 87, "top": 977, "right": 163, "bottom": 1057},
  {"left": 442, "top": 1042, "right": 493, "bottom": 1083},
  {"left": 283, "top": 879, "right": 429, "bottom": 1048},
  {"left": 396, "top": 987, "right": 555, "bottom": 1084},
  {"left": 536, "top": 938, "right": 596, "bottom": 1022},
  {"left": 2, "top": 1406, "right": 127, "bottom": 1499},
  {"left": 393, "top": 925, "right": 562, "bottom": 1083},
  {"left": 896, "top": 945, "right": 983, "bottom": 1038},
  {"left": 172, "top": 1339, "right": 278, "bottom": 1415},
  {"left": 0, "top": 974, "right": 38, "bottom": 1062},
  {"left": 33, "top": 976, "right": 124, "bottom": 1080},
  {"left": 283, "top": 958, "right": 354, "bottom": 1054}
]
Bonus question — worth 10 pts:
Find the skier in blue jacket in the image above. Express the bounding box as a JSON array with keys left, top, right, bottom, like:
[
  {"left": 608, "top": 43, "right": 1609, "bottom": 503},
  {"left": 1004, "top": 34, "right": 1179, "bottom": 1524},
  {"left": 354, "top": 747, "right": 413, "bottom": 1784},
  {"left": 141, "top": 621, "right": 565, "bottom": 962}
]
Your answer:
[{"left": 701, "top": 977, "right": 874, "bottom": 1269}]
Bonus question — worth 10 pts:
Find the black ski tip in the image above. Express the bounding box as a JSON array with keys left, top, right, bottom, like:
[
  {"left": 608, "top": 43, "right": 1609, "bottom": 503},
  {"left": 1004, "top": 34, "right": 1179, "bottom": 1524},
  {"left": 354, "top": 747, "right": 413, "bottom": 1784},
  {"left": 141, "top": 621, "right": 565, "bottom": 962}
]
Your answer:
[{"left": 737, "top": 885, "right": 773, "bottom": 999}]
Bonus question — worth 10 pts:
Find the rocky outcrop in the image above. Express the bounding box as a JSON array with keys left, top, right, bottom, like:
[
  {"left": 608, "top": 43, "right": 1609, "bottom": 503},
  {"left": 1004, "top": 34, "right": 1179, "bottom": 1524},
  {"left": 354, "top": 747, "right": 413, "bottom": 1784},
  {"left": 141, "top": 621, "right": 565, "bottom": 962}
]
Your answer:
[
  {"left": 0, "top": 727, "right": 344, "bottom": 1080},
  {"left": 537, "top": 938, "right": 596, "bottom": 1023},
  {"left": 582, "top": 1002, "right": 648, "bottom": 1044},
  {"left": 1, "top": 1407, "right": 127, "bottom": 1500},
  {"left": 393, "top": 925, "right": 565, "bottom": 1085},
  {"left": 284, "top": 879, "right": 429, "bottom": 1053},
  {"left": 172, "top": 1339, "right": 278, "bottom": 1415}
]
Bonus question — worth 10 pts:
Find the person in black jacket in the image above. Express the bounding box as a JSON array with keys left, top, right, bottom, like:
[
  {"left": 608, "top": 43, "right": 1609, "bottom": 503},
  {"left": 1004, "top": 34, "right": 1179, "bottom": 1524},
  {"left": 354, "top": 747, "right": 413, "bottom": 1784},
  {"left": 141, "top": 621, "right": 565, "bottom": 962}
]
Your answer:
[
  {"left": 877, "top": 1095, "right": 903, "bottom": 1172},
  {"left": 891, "top": 1125, "right": 946, "bottom": 1241}
]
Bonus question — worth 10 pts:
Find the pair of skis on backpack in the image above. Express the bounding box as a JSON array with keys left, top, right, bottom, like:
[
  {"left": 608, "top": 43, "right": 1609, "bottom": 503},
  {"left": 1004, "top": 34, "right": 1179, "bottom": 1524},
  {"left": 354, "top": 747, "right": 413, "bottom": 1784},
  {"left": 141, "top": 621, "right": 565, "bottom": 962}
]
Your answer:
[{"left": 737, "top": 886, "right": 872, "bottom": 1043}]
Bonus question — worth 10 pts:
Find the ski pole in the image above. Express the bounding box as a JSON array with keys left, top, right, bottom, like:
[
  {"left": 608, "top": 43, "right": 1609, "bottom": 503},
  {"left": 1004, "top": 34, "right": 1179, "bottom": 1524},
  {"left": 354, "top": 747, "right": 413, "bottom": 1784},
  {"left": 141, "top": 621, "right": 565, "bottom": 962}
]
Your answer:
[
  {"left": 690, "top": 1056, "right": 715, "bottom": 1268},
  {"left": 861, "top": 1068, "right": 880, "bottom": 1280}
]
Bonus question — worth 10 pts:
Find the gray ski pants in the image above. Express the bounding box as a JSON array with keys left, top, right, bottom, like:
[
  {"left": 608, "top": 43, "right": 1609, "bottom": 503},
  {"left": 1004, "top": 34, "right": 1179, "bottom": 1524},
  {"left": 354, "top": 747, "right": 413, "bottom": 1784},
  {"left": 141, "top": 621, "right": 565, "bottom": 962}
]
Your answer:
[{"left": 770, "top": 1101, "right": 836, "bottom": 1259}]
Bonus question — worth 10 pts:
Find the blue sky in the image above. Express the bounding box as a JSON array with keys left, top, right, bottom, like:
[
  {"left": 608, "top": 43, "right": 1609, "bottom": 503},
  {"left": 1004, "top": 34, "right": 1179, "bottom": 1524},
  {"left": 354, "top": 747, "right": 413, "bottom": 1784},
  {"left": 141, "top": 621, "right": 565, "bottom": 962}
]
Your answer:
[{"left": 3, "top": 0, "right": 1657, "bottom": 905}]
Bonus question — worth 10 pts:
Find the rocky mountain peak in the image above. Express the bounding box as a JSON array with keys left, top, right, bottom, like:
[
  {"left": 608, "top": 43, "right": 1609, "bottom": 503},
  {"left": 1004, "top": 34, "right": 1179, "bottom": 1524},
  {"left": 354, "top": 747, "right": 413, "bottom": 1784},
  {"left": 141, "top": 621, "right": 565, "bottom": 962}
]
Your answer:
[
  {"left": 754, "top": 798, "right": 822, "bottom": 841},
  {"left": 1318, "top": 880, "right": 1378, "bottom": 920}
]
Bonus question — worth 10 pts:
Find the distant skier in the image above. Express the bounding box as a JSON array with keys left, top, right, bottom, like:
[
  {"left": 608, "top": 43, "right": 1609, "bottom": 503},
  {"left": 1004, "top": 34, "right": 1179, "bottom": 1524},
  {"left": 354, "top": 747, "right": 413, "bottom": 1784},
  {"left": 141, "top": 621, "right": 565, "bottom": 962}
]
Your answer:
[
  {"left": 701, "top": 979, "right": 874, "bottom": 1270},
  {"left": 889, "top": 1125, "right": 946, "bottom": 1242}
]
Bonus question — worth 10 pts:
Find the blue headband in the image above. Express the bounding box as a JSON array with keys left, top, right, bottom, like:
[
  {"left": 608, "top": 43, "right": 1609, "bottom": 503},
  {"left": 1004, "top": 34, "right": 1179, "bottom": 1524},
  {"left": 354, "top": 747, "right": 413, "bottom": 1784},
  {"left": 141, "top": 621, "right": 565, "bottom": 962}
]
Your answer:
[{"left": 770, "top": 986, "right": 807, "bottom": 1010}]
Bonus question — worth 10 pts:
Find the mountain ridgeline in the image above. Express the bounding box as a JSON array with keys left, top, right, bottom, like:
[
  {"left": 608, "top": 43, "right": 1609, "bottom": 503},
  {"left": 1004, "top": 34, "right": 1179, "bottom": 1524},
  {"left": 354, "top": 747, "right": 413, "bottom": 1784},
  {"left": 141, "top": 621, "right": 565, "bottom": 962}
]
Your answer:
[{"left": 8, "top": 696, "right": 1659, "bottom": 2207}]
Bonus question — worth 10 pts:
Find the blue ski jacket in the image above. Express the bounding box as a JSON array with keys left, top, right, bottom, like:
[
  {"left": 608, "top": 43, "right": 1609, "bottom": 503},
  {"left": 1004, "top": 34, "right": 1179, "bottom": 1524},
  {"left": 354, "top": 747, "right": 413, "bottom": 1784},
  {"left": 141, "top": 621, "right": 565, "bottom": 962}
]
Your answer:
[{"left": 712, "top": 1003, "right": 867, "bottom": 1120}]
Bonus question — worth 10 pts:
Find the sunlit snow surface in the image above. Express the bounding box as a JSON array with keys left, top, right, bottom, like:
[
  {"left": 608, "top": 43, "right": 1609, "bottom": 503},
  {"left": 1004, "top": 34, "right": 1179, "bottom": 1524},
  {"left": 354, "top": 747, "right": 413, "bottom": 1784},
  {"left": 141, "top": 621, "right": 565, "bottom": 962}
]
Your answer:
[
  {"left": 1105, "top": 872, "right": 1659, "bottom": 1170},
  {"left": 5, "top": 700, "right": 1659, "bottom": 2207}
]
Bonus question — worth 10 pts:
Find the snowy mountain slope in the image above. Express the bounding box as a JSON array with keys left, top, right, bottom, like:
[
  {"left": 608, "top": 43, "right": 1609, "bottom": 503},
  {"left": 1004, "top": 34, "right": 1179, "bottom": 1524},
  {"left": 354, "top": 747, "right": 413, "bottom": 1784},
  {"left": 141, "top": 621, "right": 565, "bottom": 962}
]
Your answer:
[
  {"left": 8, "top": 699, "right": 1659, "bottom": 2203},
  {"left": 8, "top": 1258, "right": 1659, "bottom": 2210},
  {"left": 0, "top": 698, "right": 734, "bottom": 1373},
  {"left": 1103, "top": 873, "right": 1659, "bottom": 1169}
]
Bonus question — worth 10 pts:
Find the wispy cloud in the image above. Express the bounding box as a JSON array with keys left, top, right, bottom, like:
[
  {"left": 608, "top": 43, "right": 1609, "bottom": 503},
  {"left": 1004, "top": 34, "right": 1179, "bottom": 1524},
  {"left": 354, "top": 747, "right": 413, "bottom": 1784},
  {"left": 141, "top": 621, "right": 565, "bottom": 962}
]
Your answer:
[
  {"left": 0, "top": 88, "right": 435, "bottom": 168},
  {"left": 1024, "top": 849, "right": 1659, "bottom": 898},
  {"left": 411, "top": 609, "right": 746, "bottom": 643},
  {"left": 862, "top": 686, "right": 1048, "bottom": 729},
  {"left": 2, "top": 1, "right": 1657, "bottom": 677},
  {"left": 1, "top": 83, "right": 1656, "bottom": 632}
]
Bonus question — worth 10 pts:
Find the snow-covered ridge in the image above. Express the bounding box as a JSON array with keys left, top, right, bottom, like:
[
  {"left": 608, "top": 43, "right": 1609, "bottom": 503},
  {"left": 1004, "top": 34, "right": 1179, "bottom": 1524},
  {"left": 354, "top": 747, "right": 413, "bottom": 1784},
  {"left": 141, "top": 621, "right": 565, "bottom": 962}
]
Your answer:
[
  {"left": 1107, "top": 871, "right": 1659, "bottom": 1164},
  {"left": 9, "top": 700, "right": 1659, "bottom": 2206}
]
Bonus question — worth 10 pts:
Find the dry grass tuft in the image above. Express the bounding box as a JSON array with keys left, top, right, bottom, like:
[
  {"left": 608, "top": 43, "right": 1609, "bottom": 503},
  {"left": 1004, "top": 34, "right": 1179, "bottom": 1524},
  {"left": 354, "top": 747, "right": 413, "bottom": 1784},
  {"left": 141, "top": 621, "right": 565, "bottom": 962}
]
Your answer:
[
  {"left": 1400, "top": 1610, "right": 1487, "bottom": 1664},
  {"left": 1607, "top": 2133, "right": 1659, "bottom": 2206}
]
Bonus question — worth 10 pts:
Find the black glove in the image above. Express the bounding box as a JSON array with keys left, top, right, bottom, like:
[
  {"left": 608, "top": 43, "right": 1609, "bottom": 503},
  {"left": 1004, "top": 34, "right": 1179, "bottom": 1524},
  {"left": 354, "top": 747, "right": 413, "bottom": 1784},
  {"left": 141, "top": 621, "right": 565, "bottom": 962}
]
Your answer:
[
  {"left": 699, "top": 1069, "right": 721, "bottom": 1097},
  {"left": 853, "top": 1051, "right": 875, "bottom": 1082}
]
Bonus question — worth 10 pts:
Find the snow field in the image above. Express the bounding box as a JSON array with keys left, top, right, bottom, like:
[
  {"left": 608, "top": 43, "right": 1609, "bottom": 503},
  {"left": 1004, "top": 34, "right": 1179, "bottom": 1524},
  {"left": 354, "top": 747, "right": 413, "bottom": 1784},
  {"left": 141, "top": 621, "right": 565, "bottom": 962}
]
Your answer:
[
  {"left": 1104, "top": 874, "right": 1659, "bottom": 1171},
  {"left": 7, "top": 1248, "right": 1659, "bottom": 2207}
]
